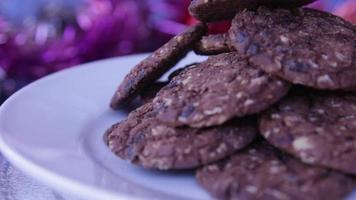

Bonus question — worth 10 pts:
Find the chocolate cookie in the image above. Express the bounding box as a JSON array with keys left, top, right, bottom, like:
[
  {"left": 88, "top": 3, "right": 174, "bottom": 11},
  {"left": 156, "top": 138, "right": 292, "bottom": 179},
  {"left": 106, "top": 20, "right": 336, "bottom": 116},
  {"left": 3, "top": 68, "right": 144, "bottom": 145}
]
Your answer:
[
  {"left": 260, "top": 91, "right": 356, "bottom": 175},
  {"left": 152, "top": 53, "right": 290, "bottom": 128},
  {"left": 194, "top": 33, "right": 231, "bottom": 55},
  {"left": 189, "top": 0, "right": 316, "bottom": 22},
  {"left": 110, "top": 23, "right": 206, "bottom": 109},
  {"left": 229, "top": 7, "right": 356, "bottom": 90},
  {"left": 197, "top": 142, "right": 355, "bottom": 200},
  {"left": 105, "top": 102, "right": 257, "bottom": 170}
]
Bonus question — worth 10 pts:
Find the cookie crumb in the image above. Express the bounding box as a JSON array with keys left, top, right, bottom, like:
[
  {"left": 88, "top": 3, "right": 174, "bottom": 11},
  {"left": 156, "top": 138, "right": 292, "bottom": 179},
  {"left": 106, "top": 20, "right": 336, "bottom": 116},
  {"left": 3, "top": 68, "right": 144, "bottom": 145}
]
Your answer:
[
  {"left": 293, "top": 137, "right": 314, "bottom": 151},
  {"left": 246, "top": 185, "right": 258, "bottom": 194}
]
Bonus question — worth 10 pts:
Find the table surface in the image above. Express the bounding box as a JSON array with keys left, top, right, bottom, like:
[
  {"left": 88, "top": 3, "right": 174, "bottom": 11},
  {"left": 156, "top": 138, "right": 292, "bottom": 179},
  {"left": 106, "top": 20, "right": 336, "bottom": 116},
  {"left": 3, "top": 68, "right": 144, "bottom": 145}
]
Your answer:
[{"left": 0, "top": 153, "right": 75, "bottom": 200}]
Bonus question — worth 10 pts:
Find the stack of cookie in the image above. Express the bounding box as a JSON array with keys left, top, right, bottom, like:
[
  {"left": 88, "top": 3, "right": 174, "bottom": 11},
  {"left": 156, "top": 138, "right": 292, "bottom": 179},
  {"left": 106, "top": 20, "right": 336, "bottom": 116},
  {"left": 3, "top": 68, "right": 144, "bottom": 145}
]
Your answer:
[{"left": 105, "top": 0, "right": 356, "bottom": 199}]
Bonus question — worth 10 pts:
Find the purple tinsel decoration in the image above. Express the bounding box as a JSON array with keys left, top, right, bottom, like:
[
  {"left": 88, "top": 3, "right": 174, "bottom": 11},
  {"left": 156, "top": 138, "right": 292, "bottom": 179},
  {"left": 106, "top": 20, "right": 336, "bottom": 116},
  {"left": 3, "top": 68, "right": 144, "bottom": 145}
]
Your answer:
[
  {"left": 0, "top": 0, "right": 187, "bottom": 99},
  {"left": 0, "top": 0, "right": 353, "bottom": 101}
]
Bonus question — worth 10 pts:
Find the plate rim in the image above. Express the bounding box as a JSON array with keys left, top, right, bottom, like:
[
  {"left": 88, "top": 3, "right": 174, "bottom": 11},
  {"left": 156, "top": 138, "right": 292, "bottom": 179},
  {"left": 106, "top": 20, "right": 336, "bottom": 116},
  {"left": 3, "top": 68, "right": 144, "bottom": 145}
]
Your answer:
[{"left": 0, "top": 54, "right": 151, "bottom": 200}]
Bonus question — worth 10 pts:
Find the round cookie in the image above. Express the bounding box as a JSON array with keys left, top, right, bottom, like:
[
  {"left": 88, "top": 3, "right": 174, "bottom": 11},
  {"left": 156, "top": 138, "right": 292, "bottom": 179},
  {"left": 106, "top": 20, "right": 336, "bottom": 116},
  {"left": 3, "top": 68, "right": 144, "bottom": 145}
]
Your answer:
[
  {"left": 152, "top": 53, "right": 290, "bottom": 128},
  {"left": 229, "top": 7, "right": 356, "bottom": 90},
  {"left": 189, "top": 0, "right": 316, "bottom": 22},
  {"left": 194, "top": 33, "right": 231, "bottom": 55},
  {"left": 259, "top": 91, "right": 356, "bottom": 175},
  {"left": 197, "top": 142, "right": 355, "bottom": 200},
  {"left": 110, "top": 23, "right": 206, "bottom": 109},
  {"left": 105, "top": 102, "right": 257, "bottom": 170}
]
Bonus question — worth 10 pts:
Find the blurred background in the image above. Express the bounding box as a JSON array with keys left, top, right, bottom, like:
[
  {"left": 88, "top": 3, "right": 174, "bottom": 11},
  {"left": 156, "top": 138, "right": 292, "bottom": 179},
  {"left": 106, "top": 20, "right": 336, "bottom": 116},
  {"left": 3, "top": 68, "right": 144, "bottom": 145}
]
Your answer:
[{"left": 0, "top": 0, "right": 354, "bottom": 103}]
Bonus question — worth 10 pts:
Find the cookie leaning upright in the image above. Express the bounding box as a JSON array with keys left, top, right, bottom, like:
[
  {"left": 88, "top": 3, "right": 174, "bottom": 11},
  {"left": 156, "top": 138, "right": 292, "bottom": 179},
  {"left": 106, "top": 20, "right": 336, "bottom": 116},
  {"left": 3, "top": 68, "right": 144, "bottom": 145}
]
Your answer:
[
  {"left": 189, "top": 0, "right": 316, "bottom": 22},
  {"left": 110, "top": 23, "right": 206, "bottom": 109},
  {"left": 152, "top": 53, "right": 290, "bottom": 128},
  {"left": 229, "top": 7, "right": 356, "bottom": 89},
  {"left": 259, "top": 91, "right": 356, "bottom": 175}
]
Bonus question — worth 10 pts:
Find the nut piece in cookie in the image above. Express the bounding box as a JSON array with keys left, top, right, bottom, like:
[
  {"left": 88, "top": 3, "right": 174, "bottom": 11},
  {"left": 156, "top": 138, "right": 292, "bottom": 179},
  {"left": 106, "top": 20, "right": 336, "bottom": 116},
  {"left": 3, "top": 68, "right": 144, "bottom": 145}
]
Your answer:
[
  {"left": 259, "top": 91, "right": 356, "bottom": 175},
  {"left": 194, "top": 33, "right": 232, "bottom": 55},
  {"left": 189, "top": 0, "right": 316, "bottom": 22},
  {"left": 229, "top": 7, "right": 356, "bottom": 89},
  {"left": 110, "top": 23, "right": 206, "bottom": 109},
  {"left": 105, "top": 102, "right": 257, "bottom": 170},
  {"left": 153, "top": 53, "right": 290, "bottom": 128},
  {"left": 197, "top": 142, "right": 356, "bottom": 200}
]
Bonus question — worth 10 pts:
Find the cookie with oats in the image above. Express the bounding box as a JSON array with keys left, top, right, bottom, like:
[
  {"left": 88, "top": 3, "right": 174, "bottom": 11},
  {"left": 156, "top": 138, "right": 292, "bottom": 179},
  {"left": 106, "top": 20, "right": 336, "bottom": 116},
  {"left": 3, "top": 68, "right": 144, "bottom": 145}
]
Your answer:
[
  {"left": 229, "top": 7, "right": 356, "bottom": 89},
  {"left": 197, "top": 142, "right": 355, "bottom": 200},
  {"left": 189, "top": 0, "right": 316, "bottom": 22},
  {"left": 110, "top": 23, "right": 206, "bottom": 109},
  {"left": 259, "top": 91, "right": 356, "bottom": 175},
  {"left": 153, "top": 53, "right": 290, "bottom": 128},
  {"left": 105, "top": 102, "right": 257, "bottom": 170}
]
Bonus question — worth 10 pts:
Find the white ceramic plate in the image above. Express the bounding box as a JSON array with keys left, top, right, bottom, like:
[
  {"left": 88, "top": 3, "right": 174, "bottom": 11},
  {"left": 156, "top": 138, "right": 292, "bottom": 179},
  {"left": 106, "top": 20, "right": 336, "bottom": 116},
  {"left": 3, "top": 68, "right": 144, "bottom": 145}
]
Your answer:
[{"left": 0, "top": 53, "right": 212, "bottom": 200}]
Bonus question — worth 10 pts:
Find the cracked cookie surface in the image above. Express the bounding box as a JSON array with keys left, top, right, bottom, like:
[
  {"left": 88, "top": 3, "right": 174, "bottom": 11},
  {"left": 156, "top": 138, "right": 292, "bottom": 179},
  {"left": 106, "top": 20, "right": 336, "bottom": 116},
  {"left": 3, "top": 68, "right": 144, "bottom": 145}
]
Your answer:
[
  {"left": 105, "top": 102, "right": 257, "bottom": 170},
  {"left": 260, "top": 91, "right": 356, "bottom": 175},
  {"left": 229, "top": 7, "right": 356, "bottom": 89},
  {"left": 152, "top": 53, "right": 290, "bottom": 128},
  {"left": 197, "top": 142, "right": 355, "bottom": 200}
]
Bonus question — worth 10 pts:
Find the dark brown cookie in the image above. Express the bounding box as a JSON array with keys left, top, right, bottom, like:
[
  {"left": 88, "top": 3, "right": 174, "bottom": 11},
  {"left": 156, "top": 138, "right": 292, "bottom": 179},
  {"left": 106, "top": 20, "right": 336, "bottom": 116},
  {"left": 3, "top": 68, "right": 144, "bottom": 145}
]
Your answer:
[
  {"left": 152, "top": 53, "right": 290, "bottom": 128},
  {"left": 229, "top": 7, "right": 356, "bottom": 90},
  {"left": 259, "top": 91, "right": 356, "bottom": 175},
  {"left": 110, "top": 23, "right": 206, "bottom": 109},
  {"left": 189, "top": 0, "right": 316, "bottom": 22},
  {"left": 194, "top": 33, "right": 231, "bottom": 55},
  {"left": 105, "top": 102, "right": 257, "bottom": 170},
  {"left": 197, "top": 142, "right": 355, "bottom": 200}
]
